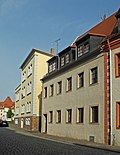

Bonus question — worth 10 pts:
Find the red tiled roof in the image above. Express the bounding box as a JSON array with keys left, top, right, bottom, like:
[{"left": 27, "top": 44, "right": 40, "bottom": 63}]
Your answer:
[
  {"left": 0, "top": 97, "right": 15, "bottom": 109},
  {"left": 76, "top": 12, "right": 117, "bottom": 42}
]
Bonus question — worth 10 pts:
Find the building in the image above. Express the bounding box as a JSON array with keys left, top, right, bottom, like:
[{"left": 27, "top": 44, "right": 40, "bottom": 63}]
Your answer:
[
  {"left": 41, "top": 9, "right": 120, "bottom": 145},
  {"left": 14, "top": 48, "right": 53, "bottom": 131},
  {"left": 0, "top": 97, "right": 15, "bottom": 121}
]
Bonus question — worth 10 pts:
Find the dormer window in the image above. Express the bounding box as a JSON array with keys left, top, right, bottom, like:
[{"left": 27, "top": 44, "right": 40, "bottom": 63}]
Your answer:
[
  {"left": 49, "top": 61, "right": 56, "bottom": 73},
  {"left": 66, "top": 54, "right": 70, "bottom": 64},
  {"left": 52, "top": 62, "right": 56, "bottom": 71},
  {"left": 71, "top": 50, "right": 76, "bottom": 61},
  {"left": 61, "top": 56, "right": 65, "bottom": 67},
  {"left": 77, "top": 42, "right": 89, "bottom": 58}
]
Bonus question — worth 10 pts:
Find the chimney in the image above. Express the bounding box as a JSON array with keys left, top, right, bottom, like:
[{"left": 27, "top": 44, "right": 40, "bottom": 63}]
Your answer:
[{"left": 50, "top": 48, "right": 54, "bottom": 55}]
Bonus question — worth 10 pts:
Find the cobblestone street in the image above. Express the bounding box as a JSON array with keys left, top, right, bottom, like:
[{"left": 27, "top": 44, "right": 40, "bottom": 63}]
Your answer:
[{"left": 0, "top": 127, "right": 119, "bottom": 155}]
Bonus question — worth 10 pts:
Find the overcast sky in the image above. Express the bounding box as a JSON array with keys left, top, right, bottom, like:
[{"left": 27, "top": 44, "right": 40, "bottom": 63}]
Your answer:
[{"left": 0, "top": 0, "right": 119, "bottom": 101}]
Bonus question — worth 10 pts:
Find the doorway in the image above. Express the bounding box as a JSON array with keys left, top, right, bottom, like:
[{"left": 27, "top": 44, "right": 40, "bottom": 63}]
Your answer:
[
  {"left": 44, "top": 114, "right": 47, "bottom": 133},
  {"left": 21, "top": 118, "right": 24, "bottom": 128}
]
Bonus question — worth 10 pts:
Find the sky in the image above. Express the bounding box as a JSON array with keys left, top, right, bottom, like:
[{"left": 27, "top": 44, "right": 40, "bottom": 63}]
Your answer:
[{"left": 0, "top": 0, "right": 120, "bottom": 101}]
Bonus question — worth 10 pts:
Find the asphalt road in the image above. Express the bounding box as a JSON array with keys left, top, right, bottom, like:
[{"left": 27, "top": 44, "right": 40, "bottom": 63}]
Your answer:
[{"left": 0, "top": 127, "right": 119, "bottom": 155}]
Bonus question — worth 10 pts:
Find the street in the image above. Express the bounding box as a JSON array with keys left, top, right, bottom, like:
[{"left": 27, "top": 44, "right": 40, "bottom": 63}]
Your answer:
[{"left": 0, "top": 127, "right": 119, "bottom": 155}]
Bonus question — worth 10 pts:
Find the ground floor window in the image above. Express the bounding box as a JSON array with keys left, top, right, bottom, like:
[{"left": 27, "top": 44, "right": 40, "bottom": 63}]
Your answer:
[
  {"left": 66, "top": 109, "right": 72, "bottom": 123},
  {"left": 15, "top": 119, "right": 18, "bottom": 125},
  {"left": 116, "top": 102, "right": 120, "bottom": 129},
  {"left": 90, "top": 106, "right": 98, "bottom": 123},
  {"left": 25, "top": 118, "right": 31, "bottom": 126},
  {"left": 77, "top": 107, "right": 84, "bottom": 123}
]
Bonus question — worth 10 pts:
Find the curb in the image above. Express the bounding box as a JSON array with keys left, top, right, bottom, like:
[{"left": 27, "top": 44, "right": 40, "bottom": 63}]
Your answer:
[{"left": 9, "top": 125, "right": 120, "bottom": 153}]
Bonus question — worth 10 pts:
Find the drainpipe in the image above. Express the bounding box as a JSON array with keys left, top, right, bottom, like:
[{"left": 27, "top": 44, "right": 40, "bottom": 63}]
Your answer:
[{"left": 107, "top": 39, "right": 113, "bottom": 145}]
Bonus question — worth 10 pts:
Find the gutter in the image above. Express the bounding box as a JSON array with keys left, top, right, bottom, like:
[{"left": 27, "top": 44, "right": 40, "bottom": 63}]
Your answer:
[{"left": 107, "top": 39, "right": 113, "bottom": 145}]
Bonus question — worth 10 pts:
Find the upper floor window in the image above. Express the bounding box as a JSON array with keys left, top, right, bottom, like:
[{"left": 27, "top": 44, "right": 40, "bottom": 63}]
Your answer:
[
  {"left": 21, "top": 87, "right": 25, "bottom": 99},
  {"left": 27, "top": 82, "right": 32, "bottom": 95},
  {"left": 22, "top": 71, "right": 26, "bottom": 82},
  {"left": 77, "top": 42, "right": 89, "bottom": 58},
  {"left": 28, "top": 64, "right": 32, "bottom": 77},
  {"left": 78, "top": 45, "right": 83, "bottom": 57},
  {"left": 90, "top": 67, "right": 98, "bottom": 84},
  {"left": 61, "top": 56, "right": 65, "bottom": 67},
  {"left": 26, "top": 102, "right": 31, "bottom": 113},
  {"left": 115, "top": 53, "right": 120, "bottom": 77},
  {"left": 66, "top": 54, "right": 70, "bottom": 64},
  {"left": 44, "top": 87, "right": 47, "bottom": 98},
  {"left": 77, "top": 107, "right": 84, "bottom": 123},
  {"left": 66, "top": 77, "right": 72, "bottom": 92},
  {"left": 57, "top": 81, "right": 62, "bottom": 95},
  {"left": 50, "top": 84, "right": 54, "bottom": 96},
  {"left": 77, "top": 72, "right": 84, "bottom": 88},
  {"left": 49, "top": 62, "right": 56, "bottom": 73},
  {"left": 71, "top": 50, "right": 76, "bottom": 61}
]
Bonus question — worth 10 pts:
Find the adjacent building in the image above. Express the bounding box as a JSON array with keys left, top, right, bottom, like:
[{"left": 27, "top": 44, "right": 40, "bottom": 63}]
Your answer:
[
  {"left": 14, "top": 48, "right": 53, "bottom": 131},
  {"left": 41, "top": 9, "right": 120, "bottom": 145},
  {"left": 0, "top": 97, "right": 15, "bottom": 121}
]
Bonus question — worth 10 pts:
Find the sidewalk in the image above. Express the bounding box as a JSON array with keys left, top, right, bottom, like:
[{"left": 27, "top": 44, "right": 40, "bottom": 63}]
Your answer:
[{"left": 9, "top": 124, "right": 120, "bottom": 153}]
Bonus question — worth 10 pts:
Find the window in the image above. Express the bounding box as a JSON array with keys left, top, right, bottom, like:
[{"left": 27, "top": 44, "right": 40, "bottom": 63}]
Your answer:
[
  {"left": 77, "top": 42, "right": 89, "bottom": 58},
  {"left": 49, "top": 64, "right": 53, "bottom": 73},
  {"left": 61, "top": 57, "right": 65, "bottom": 67},
  {"left": 49, "top": 111, "right": 53, "bottom": 123},
  {"left": 26, "top": 102, "right": 31, "bottom": 113},
  {"left": 78, "top": 45, "right": 83, "bottom": 57},
  {"left": 66, "top": 109, "right": 72, "bottom": 123},
  {"left": 22, "top": 71, "right": 26, "bottom": 82},
  {"left": 67, "top": 77, "right": 72, "bottom": 92},
  {"left": 28, "top": 64, "right": 32, "bottom": 77},
  {"left": 27, "top": 82, "right": 32, "bottom": 95},
  {"left": 21, "top": 104, "right": 25, "bottom": 114},
  {"left": 116, "top": 102, "right": 120, "bottom": 129},
  {"left": 52, "top": 62, "right": 56, "bottom": 71},
  {"left": 44, "top": 87, "right": 47, "bottom": 98},
  {"left": 50, "top": 84, "right": 54, "bottom": 96},
  {"left": 84, "top": 43, "right": 89, "bottom": 53},
  {"left": 115, "top": 53, "right": 120, "bottom": 77},
  {"left": 57, "top": 81, "right": 62, "bottom": 94},
  {"left": 57, "top": 110, "right": 61, "bottom": 123},
  {"left": 90, "top": 67, "right": 98, "bottom": 84},
  {"left": 90, "top": 106, "right": 98, "bottom": 123},
  {"left": 71, "top": 50, "right": 76, "bottom": 61},
  {"left": 77, "top": 108, "right": 84, "bottom": 123},
  {"left": 66, "top": 54, "right": 70, "bottom": 64},
  {"left": 77, "top": 72, "right": 84, "bottom": 88}
]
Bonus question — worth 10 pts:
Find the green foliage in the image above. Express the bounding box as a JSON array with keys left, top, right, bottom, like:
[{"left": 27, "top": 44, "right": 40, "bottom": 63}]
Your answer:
[{"left": 7, "top": 109, "right": 14, "bottom": 118}]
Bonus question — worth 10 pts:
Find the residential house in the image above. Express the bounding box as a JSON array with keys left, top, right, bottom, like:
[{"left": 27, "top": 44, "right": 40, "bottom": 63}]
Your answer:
[
  {"left": 0, "top": 97, "right": 15, "bottom": 121},
  {"left": 41, "top": 9, "right": 120, "bottom": 145},
  {"left": 14, "top": 48, "right": 53, "bottom": 131}
]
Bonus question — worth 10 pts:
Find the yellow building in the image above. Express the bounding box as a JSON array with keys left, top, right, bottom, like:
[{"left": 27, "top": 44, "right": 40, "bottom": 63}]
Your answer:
[{"left": 14, "top": 48, "right": 53, "bottom": 131}]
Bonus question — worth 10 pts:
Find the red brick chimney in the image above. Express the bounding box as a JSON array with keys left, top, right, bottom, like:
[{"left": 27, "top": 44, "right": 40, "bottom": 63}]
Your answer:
[{"left": 50, "top": 48, "right": 54, "bottom": 55}]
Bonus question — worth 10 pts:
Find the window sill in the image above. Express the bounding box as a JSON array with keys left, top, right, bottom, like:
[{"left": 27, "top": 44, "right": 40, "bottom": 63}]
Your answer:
[
  {"left": 89, "top": 122, "right": 99, "bottom": 125},
  {"left": 56, "top": 122, "right": 61, "bottom": 124},
  {"left": 76, "top": 122, "right": 84, "bottom": 125},
  {"left": 27, "top": 73, "right": 32, "bottom": 78},
  {"left": 27, "top": 92, "right": 31, "bottom": 96},
  {"left": 66, "top": 122, "right": 72, "bottom": 124},
  {"left": 66, "top": 90, "right": 72, "bottom": 93},
  {"left": 89, "top": 82, "right": 98, "bottom": 87},
  {"left": 115, "top": 75, "right": 120, "bottom": 78},
  {"left": 77, "top": 86, "right": 84, "bottom": 90}
]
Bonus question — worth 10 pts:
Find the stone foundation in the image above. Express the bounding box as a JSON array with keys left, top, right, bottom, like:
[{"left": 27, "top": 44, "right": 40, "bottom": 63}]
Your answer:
[{"left": 14, "top": 116, "right": 40, "bottom": 131}]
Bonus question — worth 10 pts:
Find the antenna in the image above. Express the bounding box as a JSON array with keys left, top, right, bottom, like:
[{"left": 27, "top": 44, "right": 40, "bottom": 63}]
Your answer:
[{"left": 54, "top": 38, "right": 61, "bottom": 54}]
